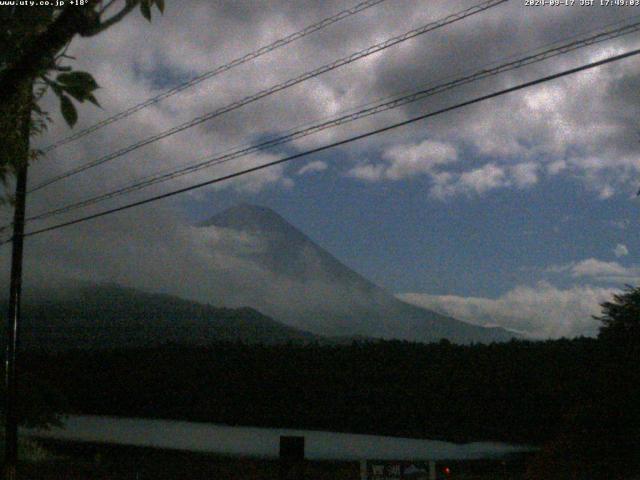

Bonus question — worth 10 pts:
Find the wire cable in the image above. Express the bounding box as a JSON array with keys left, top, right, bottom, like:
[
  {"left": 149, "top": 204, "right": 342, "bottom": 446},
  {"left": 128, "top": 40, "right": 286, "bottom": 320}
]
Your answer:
[
  {"left": 41, "top": 0, "right": 390, "bottom": 152},
  {"left": 5, "top": 46, "right": 638, "bottom": 244},
  {"left": 22, "top": 18, "right": 640, "bottom": 224},
  {"left": 28, "top": 0, "right": 508, "bottom": 193}
]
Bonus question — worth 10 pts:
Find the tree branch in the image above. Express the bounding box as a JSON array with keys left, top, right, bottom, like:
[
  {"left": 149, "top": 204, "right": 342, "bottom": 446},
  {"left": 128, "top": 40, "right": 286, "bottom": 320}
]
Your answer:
[
  {"left": 0, "top": 0, "right": 142, "bottom": 117},
  {"left": 0, "top": 3, "right": 100, "bottom": 103},
  {"left": 98, "top": 0, "right": 119, "bottom": 16}
]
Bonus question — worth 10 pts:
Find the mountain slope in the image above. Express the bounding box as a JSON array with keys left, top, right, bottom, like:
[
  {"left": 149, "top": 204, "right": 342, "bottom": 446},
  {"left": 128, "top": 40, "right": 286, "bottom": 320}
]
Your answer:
[
  {"left": 202, "top": 204, "right": 515, "bottom": 344},
  {"left": 5, "top": 283, "right": 317, "bottom": 350}
]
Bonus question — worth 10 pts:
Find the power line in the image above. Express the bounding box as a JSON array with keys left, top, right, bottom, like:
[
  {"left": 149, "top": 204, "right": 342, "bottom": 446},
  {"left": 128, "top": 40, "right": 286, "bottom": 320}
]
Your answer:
[
  {"left": 22, "top": 18, "right": 640, "bottom": 224},
  {"left": 28, "top": 0, "right": 508, "bottom": 193},
  {"left": 32, "top": 0, "right": 505, "bottom": 191},
  {"left": 41, "top": 0, "right": 390, "bottom": 153},
  {"left": 7, "top": 46, "right": 639, "bottom": 244}
]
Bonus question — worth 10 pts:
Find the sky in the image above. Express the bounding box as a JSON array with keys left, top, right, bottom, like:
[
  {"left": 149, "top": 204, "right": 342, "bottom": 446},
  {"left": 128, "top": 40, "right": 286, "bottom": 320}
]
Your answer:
[{"left": 2, "top": 0, "right": 640, "bottom": 339}]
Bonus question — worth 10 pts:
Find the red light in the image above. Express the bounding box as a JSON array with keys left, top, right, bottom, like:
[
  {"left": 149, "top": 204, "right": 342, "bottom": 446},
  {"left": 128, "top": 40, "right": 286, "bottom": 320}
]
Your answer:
[{"left": 443, "top": 466, "right": 451, "bottom": 476}]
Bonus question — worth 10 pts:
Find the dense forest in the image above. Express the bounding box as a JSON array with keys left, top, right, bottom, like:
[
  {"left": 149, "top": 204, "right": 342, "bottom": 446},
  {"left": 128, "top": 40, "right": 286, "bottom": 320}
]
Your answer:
[
  {"left": 13, "top": 287, "right": 640, "bottom": 478},
  {"left": 18, "top": 338, "right": 600, "bottom": 441}
]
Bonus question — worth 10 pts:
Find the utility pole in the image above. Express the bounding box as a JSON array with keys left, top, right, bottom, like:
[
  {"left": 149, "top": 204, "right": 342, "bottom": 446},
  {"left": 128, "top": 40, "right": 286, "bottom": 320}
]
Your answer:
[{"left": 4, "top": 80, "right": 32, "bottom": 480}]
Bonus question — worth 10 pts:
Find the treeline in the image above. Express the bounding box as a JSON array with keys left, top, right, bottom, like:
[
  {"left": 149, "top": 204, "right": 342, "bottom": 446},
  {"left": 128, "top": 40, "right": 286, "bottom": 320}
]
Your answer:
[{"left": 20, "top": 336, "right": 633, "bottom": 445}]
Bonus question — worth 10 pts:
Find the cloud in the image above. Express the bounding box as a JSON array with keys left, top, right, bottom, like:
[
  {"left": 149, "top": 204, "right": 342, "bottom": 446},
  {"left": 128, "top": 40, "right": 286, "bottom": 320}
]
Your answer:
[
  {"left": 613, "top": 243, "right": 629, "bottom": 258},
  {"left": 0, "top": 203, "right": 417, "bottom": 338},
  {"left": 381, "top": 140, "right": 458, "bottom": 180},
  {"left": 367, "top": 5, "right": 640, "bottom": 198},
  {"left": 347, "top": 139, "right": 457, "bottom": 181},
  {"left": 7, "top": 0, "right": 638, "bottom": 215},
  {"left": 347, "top": 163, "right": 386, "bottom": 182},
  {"left": 10, "top": 0, "right": 639, "bottom": 219},
  {"left": 545, "top": 257, "right": 640, "bottom": 284},
  {"left": 571, "top": 258, "right": 640, "bottom": 283},
  {"left": 547, "top": 160, "right": 567, "bottom": 175},
  {"left": 0, "top": 203, "right": 303, "bottom": 317},
  {"left": 511, "top": 162, "right": 539, "bottom": 188},
  {"left": 297, "top": 161, "right": 328, "bottom": 175},
  {"left": 224, "top": 154, "right": 294, "bottom": 193},
  {"left": 429, "top": 162, "right": 538, "bottom": 199},
  {"left": 398, "top": 282, "right": 615, "bottom": 339},
  {"left": 347, "top": 143, "right": 539, "bottom": 199},
  {"left": 457, "top": 163, "right": 508, "bottom": 194}
]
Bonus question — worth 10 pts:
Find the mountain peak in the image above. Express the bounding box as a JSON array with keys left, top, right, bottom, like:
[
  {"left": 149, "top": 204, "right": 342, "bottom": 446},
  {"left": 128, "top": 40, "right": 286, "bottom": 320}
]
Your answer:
[
  {"left": 200, "top": 204, "right": 294, "bottom": 234},
  {"left": 197, "top": 204, "right": 516, "bottom": 344},
  {"left": 222, "top": 203, "right": 279, "bottom": 217}
]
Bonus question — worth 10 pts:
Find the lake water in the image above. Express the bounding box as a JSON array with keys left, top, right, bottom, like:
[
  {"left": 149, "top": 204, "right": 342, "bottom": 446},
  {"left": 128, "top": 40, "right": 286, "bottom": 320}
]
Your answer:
[{"left": 25, "top": 415, "right": 530, "bottom": 461}]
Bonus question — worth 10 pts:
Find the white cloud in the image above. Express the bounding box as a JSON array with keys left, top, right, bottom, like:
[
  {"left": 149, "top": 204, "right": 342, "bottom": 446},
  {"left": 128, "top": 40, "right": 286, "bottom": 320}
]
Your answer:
[
  {"left": 347, "top": 140, "right": 457, "bottom": 182},
  {"left": 570, "top": 258, "right": 640, "bottom": 282},
  {"left": 347, "top": 163, "right": 385, "bottom": 181},
  {"left": 546, "top": 258, "right": 640, "bottom": 284},
  {"left": 598, "top": 185, "right": 615, "bottom": 200},
  {"left": 382, "top": 140, "right": 458, "bottom": 180},
  {"left": 511, "top": 162, "right": 539, "bottom": 188},
  {"left": 429, "top": 163, "right": 509, "bottom": 199},
  {"left": 547, "top": 160, "right": 567, "bottom": 175},
  {"left": 398, "top": 282, "right": 615, "bottom": 339},
  {"left": 349, "top": 155, "right": 541, "bottom": 200},
  {"left": 614, "top": 243, "right": 629, "bottom": 258},
  {"left": 458, "top": 163, "right": 507, "bottom": 194},
  {"left": 297, "top": 161, "right": 328, "bottom": 175}
]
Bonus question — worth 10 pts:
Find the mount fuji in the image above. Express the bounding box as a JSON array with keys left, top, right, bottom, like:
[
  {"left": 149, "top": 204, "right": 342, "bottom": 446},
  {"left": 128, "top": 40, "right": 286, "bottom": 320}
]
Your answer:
[{"left": 200, "top": 204, "right": 515, "bottom": 344}]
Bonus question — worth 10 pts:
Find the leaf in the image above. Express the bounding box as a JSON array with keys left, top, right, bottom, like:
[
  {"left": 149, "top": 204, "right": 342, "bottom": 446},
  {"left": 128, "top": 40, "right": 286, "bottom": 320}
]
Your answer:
[
  {"left": 30, "top": 149, "right": 44, "bottom": 161},
  {"left": 86, "top": 93, "right": 101, "bottom": 108},
  {"left": 60, "top": 84, "right": 88, "bottom": 102},
  {"left": 155, "top": 0, "right": 165, "bottom": 13},
  {"left": 140, "top": 0, "right": 152, "bottom": 21},
  {"left": 50, "top": 82, "right": 63, "bottom": 97},
  {"left": 60, "top": 95, "right": 77, "bottom": 128},
  {"left": 56, "top": 71, "right": 99, "bottom": 91}
]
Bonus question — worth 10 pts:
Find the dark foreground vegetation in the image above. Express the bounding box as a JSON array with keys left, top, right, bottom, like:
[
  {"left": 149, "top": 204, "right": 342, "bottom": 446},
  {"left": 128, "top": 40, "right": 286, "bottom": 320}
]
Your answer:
[
  {"left": 20, "top": 338, "right": 610, "bottom": 443},
  {"left": 16, "top": 440, "right": 359, "bottom": 480},
  {"left": 10, "top": 287, "right": 640, "bottom": 478},
  {"left": 18, "top": 336, "right": 639, "bottom": 477},
  {"left": 12, "top": 439, "right": 531, "bottom": 480}
]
